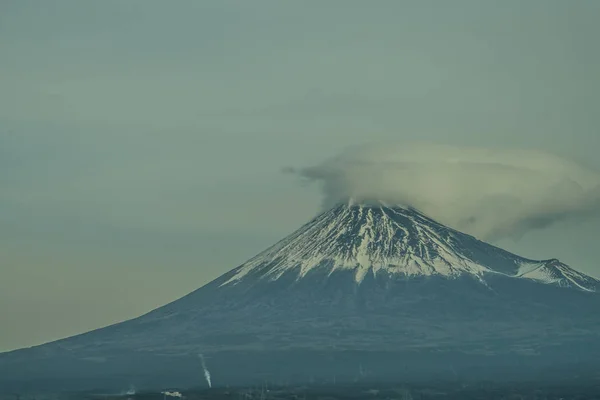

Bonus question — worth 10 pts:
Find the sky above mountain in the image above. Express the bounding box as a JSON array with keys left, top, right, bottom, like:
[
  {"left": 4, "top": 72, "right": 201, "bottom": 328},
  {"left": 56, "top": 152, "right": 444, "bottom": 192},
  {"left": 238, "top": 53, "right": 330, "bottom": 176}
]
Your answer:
[{"left": 1, "top": 0, "right": 600, "bottom": 352}]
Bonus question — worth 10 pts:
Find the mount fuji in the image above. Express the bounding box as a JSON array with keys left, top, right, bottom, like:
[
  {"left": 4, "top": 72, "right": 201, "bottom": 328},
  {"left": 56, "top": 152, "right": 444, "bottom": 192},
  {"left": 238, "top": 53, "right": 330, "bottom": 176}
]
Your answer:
[
  {"left": 219, "top": 202, "right": 597, "bottom": 290},
  {"left": 2, "top": 203, "right": 600, "bottom": 392}
]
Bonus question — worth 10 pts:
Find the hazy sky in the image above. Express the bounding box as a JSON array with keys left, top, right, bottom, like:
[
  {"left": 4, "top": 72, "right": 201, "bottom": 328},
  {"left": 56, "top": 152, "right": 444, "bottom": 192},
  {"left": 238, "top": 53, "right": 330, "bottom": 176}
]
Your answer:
[{"left": 1, "top": 0, "right": 599, "bottom": 352}]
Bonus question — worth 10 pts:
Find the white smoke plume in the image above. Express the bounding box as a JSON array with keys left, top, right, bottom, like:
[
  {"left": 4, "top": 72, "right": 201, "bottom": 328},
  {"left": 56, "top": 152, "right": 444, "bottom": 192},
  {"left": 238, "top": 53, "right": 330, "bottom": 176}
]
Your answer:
[
  {"left": 122, "top": 385, "right": 136, "bottom": 396},
  {"left": 198, "top": 353, "right": 212, "bottom": 388},
  {"left": 288, "top": 142, "right": 600, "bottom": 241}
]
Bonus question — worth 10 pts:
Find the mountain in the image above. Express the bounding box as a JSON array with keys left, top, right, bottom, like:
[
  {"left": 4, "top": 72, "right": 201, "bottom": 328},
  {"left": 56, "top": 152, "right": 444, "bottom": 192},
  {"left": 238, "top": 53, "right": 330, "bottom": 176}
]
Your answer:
[
  {"left": 219, "top": 202, "right": 597, "bottom": 290},
  {"left": 2, "top": 203, "right": 600, "bottom": 393}
]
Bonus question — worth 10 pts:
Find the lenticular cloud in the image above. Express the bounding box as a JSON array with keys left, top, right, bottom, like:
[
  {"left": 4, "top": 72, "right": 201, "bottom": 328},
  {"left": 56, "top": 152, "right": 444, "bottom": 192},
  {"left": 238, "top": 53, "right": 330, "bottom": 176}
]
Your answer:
[{"left": 290, "top": 142, "right": 600, "bottom": 240}]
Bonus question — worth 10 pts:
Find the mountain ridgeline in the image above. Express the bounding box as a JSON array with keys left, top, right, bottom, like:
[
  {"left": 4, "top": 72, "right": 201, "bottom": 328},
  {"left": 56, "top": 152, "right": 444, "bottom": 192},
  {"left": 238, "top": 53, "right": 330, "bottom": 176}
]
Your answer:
[{"left": 1, "top": 203, "right": 599, "bottom": 392}]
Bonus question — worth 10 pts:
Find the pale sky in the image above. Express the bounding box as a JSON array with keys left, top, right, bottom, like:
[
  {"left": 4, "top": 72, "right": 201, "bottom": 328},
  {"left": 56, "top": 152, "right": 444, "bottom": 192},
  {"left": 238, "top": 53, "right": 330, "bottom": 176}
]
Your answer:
[{"left": 1, "top": 0, "right": 599, "bottom": 352}]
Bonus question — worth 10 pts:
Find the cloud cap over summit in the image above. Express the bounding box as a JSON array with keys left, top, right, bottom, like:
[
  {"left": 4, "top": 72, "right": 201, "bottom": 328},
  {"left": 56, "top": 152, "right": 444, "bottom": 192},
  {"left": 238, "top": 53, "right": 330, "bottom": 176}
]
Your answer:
[{"left": 290, "top": 143, "right": 600, "bottom": 240}]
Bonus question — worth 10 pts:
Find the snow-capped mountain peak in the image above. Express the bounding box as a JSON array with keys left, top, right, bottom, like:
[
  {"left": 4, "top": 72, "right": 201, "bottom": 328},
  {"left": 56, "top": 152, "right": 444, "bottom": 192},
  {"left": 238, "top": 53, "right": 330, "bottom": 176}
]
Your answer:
[
  {"left": 222, "top": 202, "right": 598, "bottom": 291},
  {"left": 3, "top": 203, "right": 600, "bottom": 391}
]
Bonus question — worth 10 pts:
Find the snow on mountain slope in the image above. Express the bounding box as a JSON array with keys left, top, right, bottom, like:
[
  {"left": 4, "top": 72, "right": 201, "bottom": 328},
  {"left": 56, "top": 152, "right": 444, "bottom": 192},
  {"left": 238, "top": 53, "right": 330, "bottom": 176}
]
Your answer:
[
  {"left": 517, "top": 259, "right": 598, "bottom": 291},
  {"left": 222, "top": 202, "right": 598, "bottom": 291}
]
